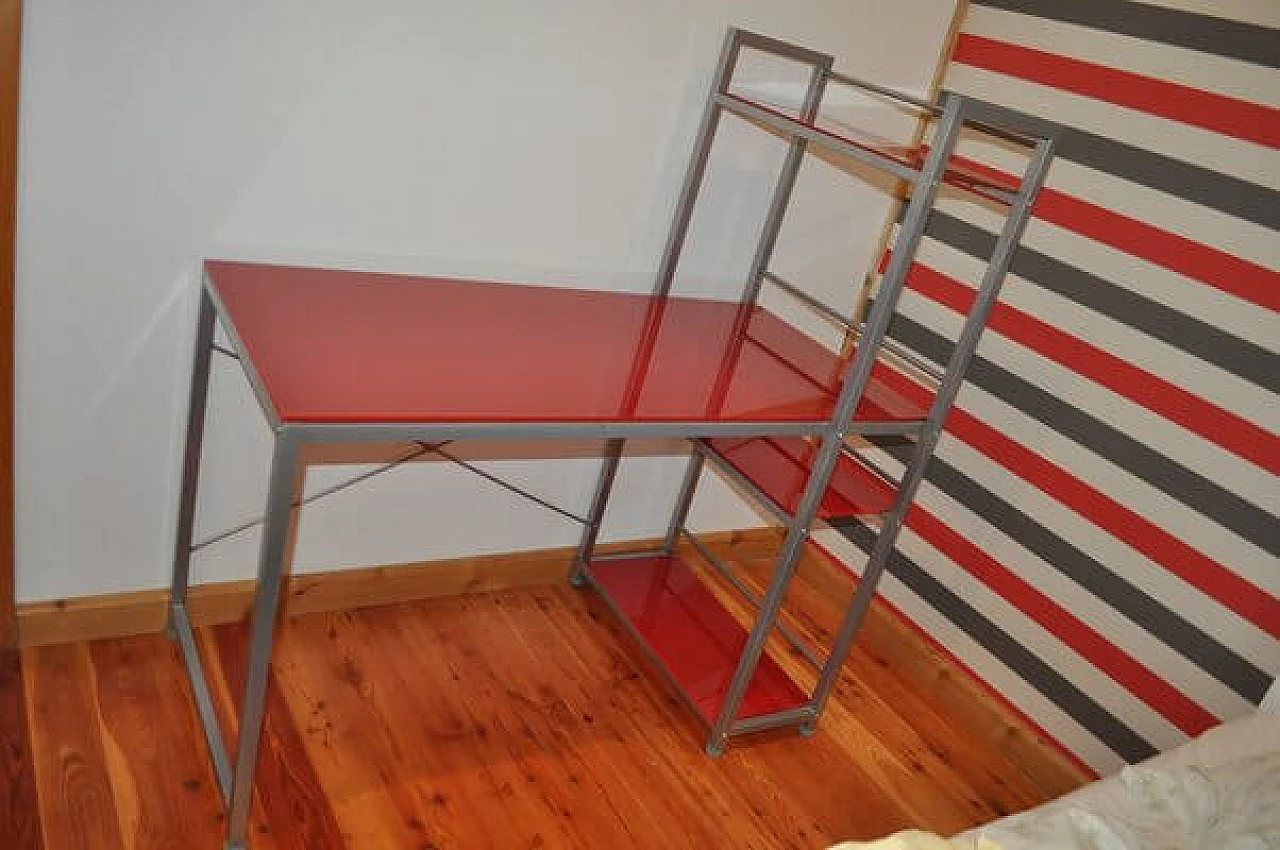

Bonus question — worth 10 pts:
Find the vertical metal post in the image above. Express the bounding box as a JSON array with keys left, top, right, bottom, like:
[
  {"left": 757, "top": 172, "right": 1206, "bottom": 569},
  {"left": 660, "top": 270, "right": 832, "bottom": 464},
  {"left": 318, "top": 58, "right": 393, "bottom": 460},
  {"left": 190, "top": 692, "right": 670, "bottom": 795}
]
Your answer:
[
  {"left": 705, "top": 95, "right": 969, "bottom": 755},
  {"left": 224, "top": 433, "right": 300, "bottom": 850},
  {"left": 665, "top": 48, "right": 830, "bottom": 562},
  {"left": 661, "top": 451, "right": 704, "bottom": 554},
  {"left": 569, "top": 438, "right": 626, "bottom": 586},
  {"left": 577, "top": 30, "right": 744, "bottom": 581},
  {"left": 652, "top": 28, "right": 743, "bottom": 300},
  {"left": 739, "top": 55, "right": 832, "bottom": 306},
  {"left": 805, "top": 134, "right": 1057, "bottom": 724},
  {"left": 167, "top": 278, "right": 217, "bottom": 634}
]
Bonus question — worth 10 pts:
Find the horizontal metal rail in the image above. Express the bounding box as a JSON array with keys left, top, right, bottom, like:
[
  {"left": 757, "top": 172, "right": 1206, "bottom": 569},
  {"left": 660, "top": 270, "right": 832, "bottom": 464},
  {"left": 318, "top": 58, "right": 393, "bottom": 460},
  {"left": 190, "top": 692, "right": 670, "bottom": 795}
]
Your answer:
[
  {"left": 694, "top": 438, "right": 792, "bottom": 524},
  {"left": 282, "top": 418, "right": 839, "bottom": 443},
  {"left": 761, "top": 268, "right": 944, "bottom": 386},
  {"left": 823, "top": 70, "right": 1049, "bottom": 152},
  {"left": 839, "top": 443, "right": 903, "bottom": 492},
  {"left": 762, "top": 270, "right": 853, "bottom": 331},
  {"left": 589, "top": 549, "right": 668, "bottom": 563},
  {"left": 170, "top": 603, "right": 233, "bottom": 802},
  {"left": 825, "top": 69, "right": 940, "bottom": 115},
  {"left": 730, "top": 705, "right": 817, "bottom": 736},
  {"left": 736, "top": 29, "right": 833, "bottom": 67},
  {"left": 681, "top": 526, "right": 824, "bottom": 671},
  {"left": 848, "top": 319, "right": 945, "bottom": 384},
  {"left": 716, "top": 93, "right": 922, "bottom": 183}
]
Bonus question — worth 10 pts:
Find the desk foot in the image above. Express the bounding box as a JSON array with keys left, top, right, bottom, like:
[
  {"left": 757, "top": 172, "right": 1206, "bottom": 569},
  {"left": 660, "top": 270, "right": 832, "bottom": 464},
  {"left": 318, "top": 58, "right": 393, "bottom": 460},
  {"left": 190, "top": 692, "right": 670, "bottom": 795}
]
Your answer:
[
  {"left": 799, "top": 721, "right": 817, "bottom": 738},
  {"left": 569, "top": 571, "right": 589, "bottom": 589}
]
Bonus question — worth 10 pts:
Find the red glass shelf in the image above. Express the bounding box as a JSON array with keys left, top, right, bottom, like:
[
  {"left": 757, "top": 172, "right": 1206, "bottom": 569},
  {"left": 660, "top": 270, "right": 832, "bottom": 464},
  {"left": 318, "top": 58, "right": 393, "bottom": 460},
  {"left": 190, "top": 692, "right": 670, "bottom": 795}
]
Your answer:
[
  {"left": 589, "top": 554, "right": 807, "bottom": 723},
  {"left": 205, "top": 262, "right": 927, "bottom": 427},
  {"left": 706, "top": 436, "right": 895, "bottom": 520},
  {"left": 721, "top": 93, "right": 1021, "bottom": 203}
]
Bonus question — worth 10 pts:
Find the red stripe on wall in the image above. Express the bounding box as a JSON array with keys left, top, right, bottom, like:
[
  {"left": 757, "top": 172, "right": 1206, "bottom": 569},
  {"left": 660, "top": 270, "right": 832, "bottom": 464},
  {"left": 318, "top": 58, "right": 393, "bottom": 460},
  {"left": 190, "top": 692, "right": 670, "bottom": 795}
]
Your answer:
[
  {"left": 902, "top": 259, "right": 1280, "bottom": 475},
  {"left": 902, "top": 501, "right": 1219, "bottom": 736},
  {"left": 953, "top": 33, "right": 1280, "bottom": 150},
  {"left": 944, "top": 154, "right": 1280, "bottom": 313},
  {"left": 873, "top": 367, "right": 1280, "bottom": 641}
]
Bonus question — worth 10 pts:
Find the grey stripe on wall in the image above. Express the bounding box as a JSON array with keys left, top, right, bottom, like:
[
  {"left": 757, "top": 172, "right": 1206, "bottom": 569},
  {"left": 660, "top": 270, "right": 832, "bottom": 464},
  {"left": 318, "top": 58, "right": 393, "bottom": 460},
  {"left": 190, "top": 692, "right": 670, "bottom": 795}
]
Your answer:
[
  {"left": 878, "top": 442, "right": 1273, "bottom": 703},
  {"left": 837, "top": 520, "right": 1160, "bottom": 763},
  {"left": 923, "top": 210, "right": 1280, "bottom": 393},
  {"left": 885, "top": 312, "right": 1280, "bottom": 558},
  {"left": 1053, "top": 127, "right": 1280, "bottom": 231},
  {"left": 972, "top": 0, "right": 1280, "bottom": 69}
]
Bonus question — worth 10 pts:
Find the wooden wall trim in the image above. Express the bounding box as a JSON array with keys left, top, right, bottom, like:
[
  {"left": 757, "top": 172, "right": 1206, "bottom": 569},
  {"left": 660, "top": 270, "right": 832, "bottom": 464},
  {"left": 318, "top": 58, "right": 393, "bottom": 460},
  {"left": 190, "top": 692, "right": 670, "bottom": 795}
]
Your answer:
[
  {"left": 0, "top": 0, "right": 21, "bottom": 648},
  {"left": 16, "top": 528, "right": 784, "bottom": 648},
  {"left": 16, "top": 523, "right": 1089, "bottom": 797}
]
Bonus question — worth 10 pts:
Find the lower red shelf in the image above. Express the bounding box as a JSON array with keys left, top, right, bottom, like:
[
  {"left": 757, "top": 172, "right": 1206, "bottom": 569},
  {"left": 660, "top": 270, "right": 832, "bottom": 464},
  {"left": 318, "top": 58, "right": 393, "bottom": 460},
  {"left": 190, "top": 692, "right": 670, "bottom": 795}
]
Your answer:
[{"left": 589, "top": 554, "right": 807, "bottom": 724}]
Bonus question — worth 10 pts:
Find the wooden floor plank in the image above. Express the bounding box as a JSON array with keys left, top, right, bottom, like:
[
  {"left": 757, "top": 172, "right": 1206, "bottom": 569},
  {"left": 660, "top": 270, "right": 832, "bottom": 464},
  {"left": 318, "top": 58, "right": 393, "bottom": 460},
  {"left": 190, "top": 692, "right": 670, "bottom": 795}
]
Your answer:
[
  {"left": 12, "top": 572, "right": 1053, "bottom": 849},
  {"left": 699, "top": 558, "right": 994, "bottom": 836},
  {"left": 487, "top": 590, "right": 708, "bottom": 848},
  {"left": 86, "top": 637, "right": 226, "bottom": 850},
  {"left": 778, "top": 570, "right": 1046, "bottom": 816},
  {"left": 393, "top": 597, "right": 606, "bottom": 848},
  {"left": 23, "top": 643, "right": 124, "bottom": 850},
  {"left": 276, "top": 608, "right": 509, "bottom": 848},
  {"left": 735, "top": 555, "right": 1048, "bottom": 818},
  {"left": 536, "top": 587, "right": 817, "bottom": 849},
  {"left": 0, "top": 649, "right": 42, "bottom": 850},
  {"left": 443, "top": 591, "right": 677, "bottom": 848},
  {"left": 204, "top": 622, "right": 345, "bottom": 850}
]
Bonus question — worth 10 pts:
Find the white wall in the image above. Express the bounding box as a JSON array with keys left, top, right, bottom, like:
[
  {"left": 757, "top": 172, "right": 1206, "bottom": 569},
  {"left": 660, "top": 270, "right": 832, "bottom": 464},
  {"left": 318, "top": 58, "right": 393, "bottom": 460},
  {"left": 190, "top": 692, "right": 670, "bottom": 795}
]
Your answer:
[{"left": 16, "top": 0, "right": 958, "bottom": 602}]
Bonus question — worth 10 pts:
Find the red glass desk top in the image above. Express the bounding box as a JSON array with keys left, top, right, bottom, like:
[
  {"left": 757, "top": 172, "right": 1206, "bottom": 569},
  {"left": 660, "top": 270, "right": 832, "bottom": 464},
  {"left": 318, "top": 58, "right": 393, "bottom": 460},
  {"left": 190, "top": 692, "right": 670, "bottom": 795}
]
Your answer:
[{"left": 206, "top": 261, "right": 926, "bottom": 426}]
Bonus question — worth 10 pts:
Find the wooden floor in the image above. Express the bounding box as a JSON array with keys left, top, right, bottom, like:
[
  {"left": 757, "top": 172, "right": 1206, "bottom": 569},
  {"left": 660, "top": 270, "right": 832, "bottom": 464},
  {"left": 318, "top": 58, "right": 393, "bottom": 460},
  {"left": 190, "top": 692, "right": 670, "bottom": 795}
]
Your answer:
[{"left": 1, "top": 562, "right": 1053, "bottom": 849}]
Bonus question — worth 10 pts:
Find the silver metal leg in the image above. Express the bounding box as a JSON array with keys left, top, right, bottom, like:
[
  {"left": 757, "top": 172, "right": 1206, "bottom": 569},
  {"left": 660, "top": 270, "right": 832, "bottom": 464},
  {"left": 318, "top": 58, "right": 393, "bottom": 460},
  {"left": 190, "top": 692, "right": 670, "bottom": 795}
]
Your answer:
[
  {"left": 661, "top": 450, "right": 704, "bottom": 554},
  {"left": 168, "top": 284, "right": 216, "bottom": 635},
  {"left": 569, "top": 438, "right": 625, "bottom": 586},
  {"left": 651, "top": 29, "right": 741, "bottom": 301},
  {"left": 704, "top": 429, "right": 838, "bottom": 754},
  {"left": 224, "top": 434, "right": 300, "bottom": 850},
  {"left": 739, "top": 57, "right": 832, "bottom": 306}
]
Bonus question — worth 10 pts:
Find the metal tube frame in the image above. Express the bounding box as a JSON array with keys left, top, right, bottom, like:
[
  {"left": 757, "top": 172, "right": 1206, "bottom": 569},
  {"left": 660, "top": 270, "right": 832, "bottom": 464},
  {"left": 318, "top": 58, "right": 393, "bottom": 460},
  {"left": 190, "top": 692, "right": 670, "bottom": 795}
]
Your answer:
[
  {"left": 169, "top": 27, "right": 1058, "bottom": 846},
  {"left": 167, "top": 282, "right": 217, "bottom": 631},
  {"left": 739, "top": 55, "right": 832, "bottom": 306},
  {"left": 569, "top": 437, "right": 625, "bottom": 586},
  {"left": 702, "top": 92, "right": 971, "bottom": 756},
  {"left": 680, "top": 526, "right": 824, "bottom": 671},
  {"left": 803, "top": 134, "right": 1057, "bottom": 727}
]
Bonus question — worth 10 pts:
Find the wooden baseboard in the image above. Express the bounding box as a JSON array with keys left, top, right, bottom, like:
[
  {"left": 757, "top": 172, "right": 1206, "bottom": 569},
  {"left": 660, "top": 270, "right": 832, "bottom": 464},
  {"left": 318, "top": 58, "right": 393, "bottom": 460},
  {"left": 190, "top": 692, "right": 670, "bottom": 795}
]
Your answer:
[
  {"left": 15, "top": 528, "right": 784, "bottom": 649},
  {"left": 17, "top": 524, "right": 1089, "bottom": 797}
]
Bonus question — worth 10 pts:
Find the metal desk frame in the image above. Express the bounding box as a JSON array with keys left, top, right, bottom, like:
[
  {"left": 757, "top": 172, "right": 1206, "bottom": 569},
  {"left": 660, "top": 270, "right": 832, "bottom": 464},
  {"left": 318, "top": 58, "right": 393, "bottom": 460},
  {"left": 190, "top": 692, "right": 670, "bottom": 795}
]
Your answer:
[{"left": 167, "top": 28, "right": 1057, "bottom": 849}]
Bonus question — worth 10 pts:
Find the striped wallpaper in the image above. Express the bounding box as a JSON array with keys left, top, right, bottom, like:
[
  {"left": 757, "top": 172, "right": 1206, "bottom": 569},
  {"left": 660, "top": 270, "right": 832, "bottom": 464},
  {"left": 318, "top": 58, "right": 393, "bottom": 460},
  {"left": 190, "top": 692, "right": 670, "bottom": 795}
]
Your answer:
[{"left": 830, "top": 0, "right": 1278, "bottom": 774}]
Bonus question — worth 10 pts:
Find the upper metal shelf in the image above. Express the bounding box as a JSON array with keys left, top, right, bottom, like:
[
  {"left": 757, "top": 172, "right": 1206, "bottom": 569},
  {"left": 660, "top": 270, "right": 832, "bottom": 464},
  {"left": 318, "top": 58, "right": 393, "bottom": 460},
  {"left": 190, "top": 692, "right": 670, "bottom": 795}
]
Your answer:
[{"left": 726, "top": 28, "right": 1063, "bottom": 208}]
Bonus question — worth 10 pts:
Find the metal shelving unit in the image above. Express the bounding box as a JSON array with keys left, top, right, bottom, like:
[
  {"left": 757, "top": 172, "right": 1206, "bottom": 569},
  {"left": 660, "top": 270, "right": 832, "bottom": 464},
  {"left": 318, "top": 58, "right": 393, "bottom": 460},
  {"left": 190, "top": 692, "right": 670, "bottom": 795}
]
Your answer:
[
  {"left": 168, "top": 27, "right": 1057, "bottom": 850},
  {"left": 568, "top": 28, "right": 1059, "bottom": 756}
]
